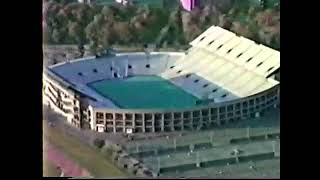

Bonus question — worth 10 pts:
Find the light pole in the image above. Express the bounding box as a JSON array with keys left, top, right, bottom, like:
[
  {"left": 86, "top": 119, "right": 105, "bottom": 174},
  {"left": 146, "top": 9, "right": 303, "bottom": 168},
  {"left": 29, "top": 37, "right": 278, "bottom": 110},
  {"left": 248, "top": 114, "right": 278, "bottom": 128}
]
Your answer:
[
  {"left": 111, "top": 60, "right": 115, "bottom": 78},
  {"left": 136, "top": 143, "right": 139, "bottom": 153},
  {"left": 196, "top": 151, "right": 200, "bottom": 167},
  {"left": 125, "top": 56, "right": 129, "bottom": 78},
  {"left": 157, "top": 157, "right": 161, "bottom": 174},
  {"left": 272, "top": 141, "right": 277, "bottom": 157},
  {"left": 210, "top": 131, "right": 214, "bottom": 146}
]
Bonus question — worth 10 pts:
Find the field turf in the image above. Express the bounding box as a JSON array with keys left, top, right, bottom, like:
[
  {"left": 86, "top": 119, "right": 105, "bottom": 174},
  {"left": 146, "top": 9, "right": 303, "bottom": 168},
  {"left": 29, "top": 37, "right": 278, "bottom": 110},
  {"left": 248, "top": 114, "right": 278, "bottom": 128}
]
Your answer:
[{"left": 89, "top": 75, "right": 199, "bottom": 109}]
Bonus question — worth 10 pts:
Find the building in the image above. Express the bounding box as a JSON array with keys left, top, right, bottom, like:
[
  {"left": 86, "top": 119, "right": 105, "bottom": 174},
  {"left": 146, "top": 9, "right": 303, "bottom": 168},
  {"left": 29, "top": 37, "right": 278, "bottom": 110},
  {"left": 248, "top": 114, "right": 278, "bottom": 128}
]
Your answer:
[{"left": 43, "top": 25, "right": 280, "bottom": 133}]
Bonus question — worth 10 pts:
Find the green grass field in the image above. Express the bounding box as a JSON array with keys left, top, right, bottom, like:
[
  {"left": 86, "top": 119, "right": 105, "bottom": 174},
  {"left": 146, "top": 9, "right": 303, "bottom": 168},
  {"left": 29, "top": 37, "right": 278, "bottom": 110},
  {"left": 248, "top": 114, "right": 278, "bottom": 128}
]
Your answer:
[
  {"left": 43, "top": 122, "right": 127, "bottom": 178},
  {"left": 43, "top": 157, "right": 61, "bottom": 177},
  {"left": 89, "top": 75, "right": 199, "bottom": 109}
]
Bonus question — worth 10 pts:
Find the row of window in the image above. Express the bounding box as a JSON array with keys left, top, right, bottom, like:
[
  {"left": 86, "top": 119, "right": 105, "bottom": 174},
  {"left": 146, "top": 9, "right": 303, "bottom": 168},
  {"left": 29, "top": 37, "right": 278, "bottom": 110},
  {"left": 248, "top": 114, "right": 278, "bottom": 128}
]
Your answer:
[
  {"left": 98, "top": 111, "right": 259, "bottom": 128},
  {"left": 94, "top": 97, "right": 277, "bottom": 122}
]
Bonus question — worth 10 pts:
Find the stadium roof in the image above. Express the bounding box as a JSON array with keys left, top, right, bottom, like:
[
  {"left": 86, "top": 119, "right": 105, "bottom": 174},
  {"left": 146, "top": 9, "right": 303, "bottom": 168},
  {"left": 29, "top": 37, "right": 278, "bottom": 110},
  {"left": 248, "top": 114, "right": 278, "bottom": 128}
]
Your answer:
[
  {"left": 186, "top": 25, "right": 280, "bottom": 97},
  {"left": 190, "top": 25, "right": 280, "bottom": 78}
]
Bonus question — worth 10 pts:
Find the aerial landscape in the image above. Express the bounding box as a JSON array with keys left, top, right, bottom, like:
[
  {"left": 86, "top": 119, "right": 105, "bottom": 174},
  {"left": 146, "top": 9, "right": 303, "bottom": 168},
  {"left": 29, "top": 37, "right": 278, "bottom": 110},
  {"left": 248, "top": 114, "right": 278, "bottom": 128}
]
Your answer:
[{"left": 43, "top": 0, "right": 280, "bottom": 178}]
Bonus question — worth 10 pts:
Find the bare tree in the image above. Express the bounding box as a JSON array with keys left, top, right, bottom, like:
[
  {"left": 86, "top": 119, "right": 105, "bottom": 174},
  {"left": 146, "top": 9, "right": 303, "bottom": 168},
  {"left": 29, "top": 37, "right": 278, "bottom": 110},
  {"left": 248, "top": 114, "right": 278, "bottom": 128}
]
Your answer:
[{"left": 230, "top": 21, "right": 254, "bottom": 39}]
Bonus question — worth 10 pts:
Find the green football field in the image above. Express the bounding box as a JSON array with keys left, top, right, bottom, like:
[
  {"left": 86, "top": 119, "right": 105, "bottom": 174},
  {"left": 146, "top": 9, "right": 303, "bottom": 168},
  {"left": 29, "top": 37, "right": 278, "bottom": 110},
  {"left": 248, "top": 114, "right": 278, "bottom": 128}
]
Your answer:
[{"left": 88, "top": 75, "right": 199, "bottom": 109}]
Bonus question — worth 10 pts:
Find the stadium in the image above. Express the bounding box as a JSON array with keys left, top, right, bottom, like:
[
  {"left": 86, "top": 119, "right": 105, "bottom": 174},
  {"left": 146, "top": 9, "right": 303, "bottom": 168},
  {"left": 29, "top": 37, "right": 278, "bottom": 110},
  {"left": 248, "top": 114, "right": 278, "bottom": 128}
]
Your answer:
[{"left": 43, "top": 25, "right": 280, "bottom": 134}]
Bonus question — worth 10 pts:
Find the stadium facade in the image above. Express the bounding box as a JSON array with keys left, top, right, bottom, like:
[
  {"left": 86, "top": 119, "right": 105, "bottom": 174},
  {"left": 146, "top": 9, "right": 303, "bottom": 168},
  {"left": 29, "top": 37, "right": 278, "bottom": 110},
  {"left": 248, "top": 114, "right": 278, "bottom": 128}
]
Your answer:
[{"left": 43, "top": 25, "right": 280, "bottom": 133}]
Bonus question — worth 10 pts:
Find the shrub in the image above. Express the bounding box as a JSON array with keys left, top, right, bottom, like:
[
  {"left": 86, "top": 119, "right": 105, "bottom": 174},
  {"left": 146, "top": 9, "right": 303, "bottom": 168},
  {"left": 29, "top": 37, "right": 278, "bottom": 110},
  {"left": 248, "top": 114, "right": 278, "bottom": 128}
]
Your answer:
[{"left": 93, "top": 138, "right": 105, "bottom": 149}]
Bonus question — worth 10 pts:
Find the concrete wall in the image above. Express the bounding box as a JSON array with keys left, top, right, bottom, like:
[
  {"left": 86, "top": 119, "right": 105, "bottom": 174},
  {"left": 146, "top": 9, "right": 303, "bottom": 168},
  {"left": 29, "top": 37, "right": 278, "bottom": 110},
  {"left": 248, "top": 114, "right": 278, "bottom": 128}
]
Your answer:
[{"left": 43, "top": 72, "right": 82, "bottom": 128}]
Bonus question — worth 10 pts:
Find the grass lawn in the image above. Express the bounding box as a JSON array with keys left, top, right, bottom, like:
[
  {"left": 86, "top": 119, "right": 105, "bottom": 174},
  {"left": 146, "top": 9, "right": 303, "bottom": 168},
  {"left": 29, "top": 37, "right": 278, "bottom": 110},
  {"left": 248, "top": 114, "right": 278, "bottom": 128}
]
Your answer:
[
  {"left": 43, "top": 157, "right": 61, "bottom": 177},
  {"left": 43, "top": 122, "right": 127, "bottom": 178}
]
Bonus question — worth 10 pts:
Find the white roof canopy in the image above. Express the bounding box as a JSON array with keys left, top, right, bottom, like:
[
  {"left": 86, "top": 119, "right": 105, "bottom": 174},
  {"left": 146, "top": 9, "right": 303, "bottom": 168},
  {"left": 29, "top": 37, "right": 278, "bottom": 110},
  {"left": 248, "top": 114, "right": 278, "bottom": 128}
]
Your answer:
[{"left": 190, "top": 25, "right": 280, "bottom": 78}]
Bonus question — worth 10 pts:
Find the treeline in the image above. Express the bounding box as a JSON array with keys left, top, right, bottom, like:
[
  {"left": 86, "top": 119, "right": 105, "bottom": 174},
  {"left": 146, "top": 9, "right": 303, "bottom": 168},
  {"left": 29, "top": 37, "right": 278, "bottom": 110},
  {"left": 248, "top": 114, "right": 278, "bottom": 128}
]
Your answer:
[{"left": 43, "top": 0, "right": 280, "bottom": 54}]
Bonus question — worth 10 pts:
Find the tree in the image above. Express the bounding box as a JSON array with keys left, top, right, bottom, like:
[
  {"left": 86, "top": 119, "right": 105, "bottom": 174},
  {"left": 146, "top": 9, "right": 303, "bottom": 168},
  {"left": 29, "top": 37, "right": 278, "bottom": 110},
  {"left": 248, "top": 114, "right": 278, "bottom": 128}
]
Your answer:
[
  {"left": 155, "top": 25, "right": 170, "bottom": 45},
  {"left": 248, "top": 6, "right": 261, "bottom": 17},
  {"left": 255, "top": 9, "right": 274, "bottom": 27},
  {"left": 88, "top": 41, "right": 98, "bottom": 54},
  {"left": 101, "top": 6, "right": 115, "bottom": 21},
  {"left": 43, "top": 28, "right": 50, "bottom": 44},
  {"left": 258, "top": 29, "right": 273, "bottom": 46},
  {"left": 85, "top": 21, "right": 99, "bottom": 53},
  {"left": 169, "top": 8, "right": 182, "bottom": 26},
  {"left": 73, "top": 4, "right": 94, "bottom": 25},
  {"left": 93, "top": 138, "right": 105, "bottom": 149},
  {"left": 68, "top": 21, "right": 83, "bottom": 43},
  {"left": 218, "top": 14, "right": 232, "bottom": 30},
  {"left": 52, "top": 29, "right": 62, "bottom": 43},
  {"left": 78, "top": 43, "right": 85, "bottom": 57},
  {"left": 201, "top": 4, "right": 221, "bottom": 27},
  {"left": 181, "top": 12, "right": 192, "bottom": 33},
  {"left": 43, "top": 0, "right": 279, "bottom": 50},
  {"left": 230, "top": 21, "right": 254, "bottom": 39},
  {"left": 99, "top": 23, "right": 113, "bottom": 49},
  {"left": 130, "top": 15, "right": 146, "bottom": 30},
  {"left": 184, "top": 24, "right": 201, "bottom": 42},
  {"left": 113, "top": 22, "right": 132, "bottom": 44},
  {"left": 190, "top": 6, "right": 201, "bottom": 17},
  {"left": 213, "top": 0, "right": 233, "bottom": 13}
]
